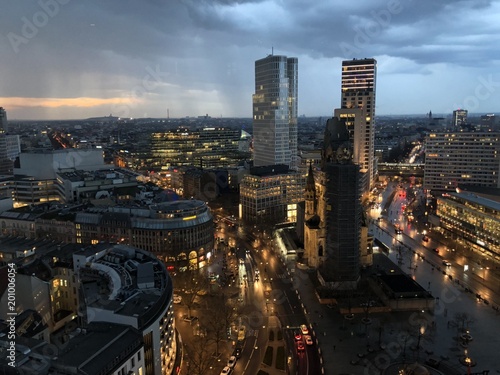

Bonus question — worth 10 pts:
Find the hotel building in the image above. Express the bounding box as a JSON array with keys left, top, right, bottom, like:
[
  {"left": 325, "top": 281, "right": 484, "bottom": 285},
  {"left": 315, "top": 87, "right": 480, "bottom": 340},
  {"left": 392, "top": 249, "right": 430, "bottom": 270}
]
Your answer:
[
  {"left": 340, "top": 58, "right": 377, "bottom": 192},
  {"left": 424, "top": 131, "right": 500, "bottom": 192}
]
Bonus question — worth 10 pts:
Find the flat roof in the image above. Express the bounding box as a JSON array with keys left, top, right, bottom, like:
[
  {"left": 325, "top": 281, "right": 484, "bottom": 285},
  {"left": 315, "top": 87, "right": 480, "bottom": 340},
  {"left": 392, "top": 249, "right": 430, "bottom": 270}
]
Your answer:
[
  {"left": 249, "top": 164, "right": 289, "bottom": 177},
  {"left": 447, "top": 191, "right": 500, "bottom": 212},
  {"left": 378, "top": 274, "right": 427, "bottom": 294},
  {"left": 57, "top": 322, "right": 143, "bottom": 375}
]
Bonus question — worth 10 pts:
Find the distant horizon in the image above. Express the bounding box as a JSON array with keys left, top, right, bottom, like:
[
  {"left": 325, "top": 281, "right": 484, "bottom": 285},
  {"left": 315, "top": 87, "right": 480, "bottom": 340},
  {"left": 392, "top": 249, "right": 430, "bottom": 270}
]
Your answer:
[{"left": 6, "top": 112, "right": 499, "bottom": 122}]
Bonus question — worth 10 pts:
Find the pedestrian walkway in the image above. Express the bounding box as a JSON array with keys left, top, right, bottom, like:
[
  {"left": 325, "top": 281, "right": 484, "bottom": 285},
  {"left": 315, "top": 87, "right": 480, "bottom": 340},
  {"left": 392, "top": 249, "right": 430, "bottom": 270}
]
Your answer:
[
  {"left": 288, "top": 259, "right": 500, "bottom": 375},
  {"left": 257, "top": 316, "right": 287, "bottom": 375}
]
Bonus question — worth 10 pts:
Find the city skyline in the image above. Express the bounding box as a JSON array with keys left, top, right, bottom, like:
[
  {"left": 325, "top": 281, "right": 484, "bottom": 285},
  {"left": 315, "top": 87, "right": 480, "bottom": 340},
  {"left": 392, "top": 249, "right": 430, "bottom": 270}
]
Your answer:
[{"left": 1, "top": 0, "right": 500, "bottom": 120}]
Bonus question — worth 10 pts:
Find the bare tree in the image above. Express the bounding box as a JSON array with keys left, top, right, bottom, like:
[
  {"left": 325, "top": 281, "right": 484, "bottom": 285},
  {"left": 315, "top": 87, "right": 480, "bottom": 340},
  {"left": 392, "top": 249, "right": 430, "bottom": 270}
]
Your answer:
[
  {"left": 201, "top": 292, "right": 237, "bottom": 357},
  {"left": 453, "top": 312, "right": 475, "bottom": 333},
  {"left": 173, "top": 269, "right": 209, "bottom": 318},
  {"left": 184, "top": 336, "right": 216, "bottom": 375}
]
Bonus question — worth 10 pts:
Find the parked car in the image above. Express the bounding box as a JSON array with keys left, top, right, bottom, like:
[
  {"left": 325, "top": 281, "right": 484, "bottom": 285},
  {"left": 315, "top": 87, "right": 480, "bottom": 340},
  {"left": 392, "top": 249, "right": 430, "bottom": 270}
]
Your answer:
[
  {"left": 233, "top": 347, "right": 242, "bottom": 358},
  {"left": 227, "top": 356, "right": 237, "bottom": 368}
]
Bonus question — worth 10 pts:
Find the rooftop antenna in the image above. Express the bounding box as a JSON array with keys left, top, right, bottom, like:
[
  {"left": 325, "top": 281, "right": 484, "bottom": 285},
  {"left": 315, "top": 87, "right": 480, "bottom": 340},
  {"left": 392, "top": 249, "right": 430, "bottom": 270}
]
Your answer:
[{"left": 271, "top": 46, "right": 274, "bottom": 55}]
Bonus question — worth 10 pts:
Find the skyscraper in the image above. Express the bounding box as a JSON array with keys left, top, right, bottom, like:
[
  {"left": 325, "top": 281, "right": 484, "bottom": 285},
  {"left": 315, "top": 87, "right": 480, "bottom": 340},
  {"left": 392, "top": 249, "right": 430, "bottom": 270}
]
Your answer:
[
  {"left": 452, "top": 109, "right": 468, "bottom": 127},
  {"left": 241, "top": 55, "right": 303, "bottom": 224},
  {"left": 0, "top": 107, "right": 7, "bottom": 134},
  {"left": 252, "top": 54, "right": 298, "bottom": 169},
  {"left": 0, "top": 107, "right": 11, "bottom": 175},
  {"left": 340, "top": 58, "right": 377, "bottom": 192}
]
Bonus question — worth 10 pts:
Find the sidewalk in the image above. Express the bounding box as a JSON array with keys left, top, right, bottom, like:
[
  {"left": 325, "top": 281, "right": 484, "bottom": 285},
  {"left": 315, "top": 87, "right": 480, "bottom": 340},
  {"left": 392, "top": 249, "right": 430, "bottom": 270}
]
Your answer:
[{"left": 288, "top": 260, "right": 499, "bottom": 374}]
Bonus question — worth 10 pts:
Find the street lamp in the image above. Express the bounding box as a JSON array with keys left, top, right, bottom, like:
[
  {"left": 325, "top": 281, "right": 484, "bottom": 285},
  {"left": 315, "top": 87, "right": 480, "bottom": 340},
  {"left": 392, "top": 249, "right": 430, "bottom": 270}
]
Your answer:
[{"left": 416, "top": 326, "right": 425, "bottom": 361}]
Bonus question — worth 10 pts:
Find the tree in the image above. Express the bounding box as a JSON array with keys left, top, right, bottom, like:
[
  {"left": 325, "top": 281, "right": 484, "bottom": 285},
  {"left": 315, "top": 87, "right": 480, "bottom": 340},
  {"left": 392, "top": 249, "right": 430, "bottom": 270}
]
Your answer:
[
  {"left": 184, "top": 336, "right": 216, "bottom": 375},
  {"left": 173, "top": 269, "right": 209, "bottom": 318},
  {"left": 201, "top": 292, "right": 237, "bottom": 357},
  {"left": 453, "top": 312, "right": 475, "bottom": 333}
]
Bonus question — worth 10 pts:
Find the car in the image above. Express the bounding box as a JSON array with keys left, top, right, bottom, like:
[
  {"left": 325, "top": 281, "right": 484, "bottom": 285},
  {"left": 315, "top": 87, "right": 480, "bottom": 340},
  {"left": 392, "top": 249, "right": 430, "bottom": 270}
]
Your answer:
[
  {"left": 422, "top": 236, "right": 429, "bottom": 242},
  {"left": 304, "top": 335, "right": 313, "bottom": 345},
  {"left": 442, "top": 260, "right": 452, "bottom": 267},
  {"left": 294, "top": 332, "right": 302, "bottom": 341},
  {"left": 296, "top": 341, "right": 305, "bottom": 351},
  {"left": 300, "top": 324, "right": 309, "bottom": 335},
  {"left": 220, "top": 366, "right": 232, "bottom": 375},
  {"left": 433, "top": 248, "right": 439, "bottom": 253},
  {"left": 182, "top": 315, "right": 198, "bottom": 323},
  {"left": 233, "top": 347, "right": 242, "bottom": 358},
  {"left": 227, "top": 356, "right": 237, "bottom": 368},
  {"left": 237, "top": 326, "right": 246, "bottom": 341},
  {"left": 173, "top": 294, "right": 182, "bottom": 304}
]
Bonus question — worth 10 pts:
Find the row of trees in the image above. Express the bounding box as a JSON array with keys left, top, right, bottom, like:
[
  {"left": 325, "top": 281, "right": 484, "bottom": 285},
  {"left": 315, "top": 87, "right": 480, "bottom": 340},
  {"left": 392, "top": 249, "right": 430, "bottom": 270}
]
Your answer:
[{"left": 174, "top": 269, "right": 240, "bottom": 375}]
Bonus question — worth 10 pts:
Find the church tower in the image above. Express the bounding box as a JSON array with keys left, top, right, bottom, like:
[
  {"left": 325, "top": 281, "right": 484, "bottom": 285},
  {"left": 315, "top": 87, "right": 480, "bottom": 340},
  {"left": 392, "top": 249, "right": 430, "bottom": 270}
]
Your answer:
[
  {"left": 318, "top": 116, "right": 362, "bottom": 290},
  {"left": 304, "top": 162, "right": 316, "bottom": 219},
  {"left": 303, "top": 162, "right": 324, "bottom": 268}
]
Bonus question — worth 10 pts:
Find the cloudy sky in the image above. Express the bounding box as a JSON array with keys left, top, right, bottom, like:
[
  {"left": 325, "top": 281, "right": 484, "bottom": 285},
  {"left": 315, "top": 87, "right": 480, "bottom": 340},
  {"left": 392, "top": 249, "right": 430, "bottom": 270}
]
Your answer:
[{"left": 1, "top": 0, "right": 500, "bottom": 120}]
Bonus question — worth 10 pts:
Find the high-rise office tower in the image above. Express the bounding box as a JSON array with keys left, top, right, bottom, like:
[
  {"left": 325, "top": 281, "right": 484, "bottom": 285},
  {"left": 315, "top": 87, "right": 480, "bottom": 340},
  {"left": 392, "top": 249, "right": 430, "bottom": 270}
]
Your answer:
[
  {"left": 0, "top": 107, "right": 7, "bottom": 134},
  {"left": 340, "top": 58, "right": 377, "bottom": 192},
  {"left": 452, "top": 109, "right": 468, "bottom": 127},
  {"left": 253, "top": 54, "right": 298, "bottom": 169},
  {"left": 0, "top": 107, "right": 11, "bottom": 175}
]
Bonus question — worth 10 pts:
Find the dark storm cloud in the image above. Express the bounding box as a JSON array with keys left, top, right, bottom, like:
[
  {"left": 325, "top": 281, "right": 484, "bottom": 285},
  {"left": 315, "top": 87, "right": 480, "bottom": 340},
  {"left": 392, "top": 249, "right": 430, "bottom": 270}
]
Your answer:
[
  {"left": 1, "top": 0, "right": 499, "bottom": 118},
  {"left": 181, "top": 0, "right": 500, "bottom": 65}
]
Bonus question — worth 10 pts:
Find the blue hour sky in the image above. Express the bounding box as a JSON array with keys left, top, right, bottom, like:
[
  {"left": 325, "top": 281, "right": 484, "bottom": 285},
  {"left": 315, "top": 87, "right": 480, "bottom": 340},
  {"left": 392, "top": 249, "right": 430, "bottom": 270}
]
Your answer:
[{"left": 1, "top": 0, "right": 500, "bottom": 120}]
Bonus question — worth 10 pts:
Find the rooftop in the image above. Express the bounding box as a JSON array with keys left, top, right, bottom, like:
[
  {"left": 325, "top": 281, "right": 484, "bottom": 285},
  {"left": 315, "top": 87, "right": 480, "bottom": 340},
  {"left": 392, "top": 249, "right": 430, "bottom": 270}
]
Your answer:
[
  {"left": 57, "top": 167, "right": 140, "bottom": 183},
  {"left": 249, "top": 164, "right": 290, "bottom": 177},
  {"left": 55, "top": 322, "right": 143, "bottom": 375},
  {"left": 76, "top": 244, "right": 173, "bottom": 329},
  {"left": 445, "top": 189, "right": 500, "bottom": 211}
]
